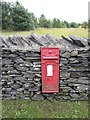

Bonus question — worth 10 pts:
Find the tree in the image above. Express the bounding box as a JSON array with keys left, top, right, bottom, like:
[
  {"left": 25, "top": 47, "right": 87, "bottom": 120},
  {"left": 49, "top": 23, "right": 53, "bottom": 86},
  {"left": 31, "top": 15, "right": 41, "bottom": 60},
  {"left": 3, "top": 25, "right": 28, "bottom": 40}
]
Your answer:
[
  {"left": 1, "top": 1, "right": 85, "bottom": 31},
  {"left": 34, "top": 18, "right": 38, "bottom": 28},
  {"left": 88, "top": 20, "right": 90, "bottom": 29},
  {"left": 70, "top": 22, "right": 79, "bottom": 28},
  {"left": 52, "top": 18, "right": 67, "bottom": 28},
  {"left": 2, "top": 1, "right": 37, "bottom": 31},
  {"left": 11, "top": 2, "right": 35, "bottom": 31},
  {"left": 39, "top": 14, "right": 52, "bottom": 28},
  {"left": 0, "top": 1, "right": 2, "bottom": 30},
  {"left": 52, "top": 18, "right": 60, "bottom": 28},
  {"left": 2, "top": 1, "right": 14, "bottom": 30},
  {"left": 39, "top": 14, "right": 46, "bottom": 28},
  {"left": 60, "top": 21, "right": 67, "bottom": 28},
  {"left": 81, "top": 22, "right": 88, "bottom": 29},
  {"left": 64, "top": 21, "right": 70, "bottom": 28}
]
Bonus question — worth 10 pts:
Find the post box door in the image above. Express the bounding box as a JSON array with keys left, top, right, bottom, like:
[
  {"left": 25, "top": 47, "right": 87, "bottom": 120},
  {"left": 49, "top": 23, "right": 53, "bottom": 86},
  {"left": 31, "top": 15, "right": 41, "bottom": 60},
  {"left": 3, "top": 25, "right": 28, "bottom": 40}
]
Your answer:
[{"left": 42, "top": 62, "right": 58, "bottom": 92}]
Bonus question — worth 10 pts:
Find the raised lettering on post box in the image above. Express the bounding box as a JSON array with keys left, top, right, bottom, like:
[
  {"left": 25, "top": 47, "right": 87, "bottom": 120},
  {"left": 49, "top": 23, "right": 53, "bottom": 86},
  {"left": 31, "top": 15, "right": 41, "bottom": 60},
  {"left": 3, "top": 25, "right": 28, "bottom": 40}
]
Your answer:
[{"left": 41, "top": 48, "right": 59, "bottom": 93}]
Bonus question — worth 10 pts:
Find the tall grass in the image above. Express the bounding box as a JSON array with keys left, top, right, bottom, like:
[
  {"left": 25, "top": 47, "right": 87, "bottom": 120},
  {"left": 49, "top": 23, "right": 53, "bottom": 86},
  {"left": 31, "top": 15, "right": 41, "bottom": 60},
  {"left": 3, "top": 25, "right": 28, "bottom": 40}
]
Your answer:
[{"left": 0, "top": 28, "right": 88, "bottom": 38}]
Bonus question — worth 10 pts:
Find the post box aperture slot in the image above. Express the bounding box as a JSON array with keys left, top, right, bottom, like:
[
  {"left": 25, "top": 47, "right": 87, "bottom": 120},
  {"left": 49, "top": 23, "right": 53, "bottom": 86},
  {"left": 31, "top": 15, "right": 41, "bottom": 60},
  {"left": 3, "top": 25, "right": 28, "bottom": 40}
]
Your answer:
[
  {"left": 43, "top": 56, "right": 58, "bottom": 60},
  {"left": 47, "top": 65, "right": 53, "bottom": 77}
]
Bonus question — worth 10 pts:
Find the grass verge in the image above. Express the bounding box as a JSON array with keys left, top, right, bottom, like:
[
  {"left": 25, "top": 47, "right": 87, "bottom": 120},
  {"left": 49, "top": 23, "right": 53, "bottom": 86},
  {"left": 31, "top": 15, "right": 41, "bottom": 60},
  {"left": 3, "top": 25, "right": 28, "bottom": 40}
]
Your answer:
[{"left": 2, "top": 100, "right": 88, "bottom": 119}]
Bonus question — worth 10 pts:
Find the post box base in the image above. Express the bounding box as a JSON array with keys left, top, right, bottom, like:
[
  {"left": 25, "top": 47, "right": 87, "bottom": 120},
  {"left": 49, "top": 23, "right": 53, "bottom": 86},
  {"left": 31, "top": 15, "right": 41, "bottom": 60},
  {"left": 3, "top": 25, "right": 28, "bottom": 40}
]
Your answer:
[{"left": 42, "top": 90, "right": 59, "bottom": 93}]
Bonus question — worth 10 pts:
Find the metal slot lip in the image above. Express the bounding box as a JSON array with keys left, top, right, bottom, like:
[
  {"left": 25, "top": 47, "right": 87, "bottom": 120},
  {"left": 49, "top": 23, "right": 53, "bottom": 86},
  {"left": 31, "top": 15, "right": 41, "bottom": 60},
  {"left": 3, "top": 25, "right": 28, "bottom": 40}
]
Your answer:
[{"left": 43, "top": 56, "right": 58, "bottom": 59}]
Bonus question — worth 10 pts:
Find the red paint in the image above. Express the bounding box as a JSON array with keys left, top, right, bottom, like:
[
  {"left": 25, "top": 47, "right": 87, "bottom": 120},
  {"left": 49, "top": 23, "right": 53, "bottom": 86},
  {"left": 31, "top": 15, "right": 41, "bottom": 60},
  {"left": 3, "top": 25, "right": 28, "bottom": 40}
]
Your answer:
[{"left": 41, "top": 48, "right": 59, "bottom": 93}]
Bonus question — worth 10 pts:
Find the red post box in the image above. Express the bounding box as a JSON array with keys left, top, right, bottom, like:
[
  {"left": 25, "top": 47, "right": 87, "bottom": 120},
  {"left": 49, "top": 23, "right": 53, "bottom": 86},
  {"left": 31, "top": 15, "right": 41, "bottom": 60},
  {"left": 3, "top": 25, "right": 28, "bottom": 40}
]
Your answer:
[{"left": 41, "top": 48, "right": 59, "bottom": 93}]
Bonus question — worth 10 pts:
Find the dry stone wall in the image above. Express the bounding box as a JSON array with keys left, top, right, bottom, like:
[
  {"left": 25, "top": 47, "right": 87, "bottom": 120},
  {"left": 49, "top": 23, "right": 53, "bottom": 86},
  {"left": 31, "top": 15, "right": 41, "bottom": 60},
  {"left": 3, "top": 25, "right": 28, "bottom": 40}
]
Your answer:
[{"left": 0, "top": 33, "right": 90, "bottom": 100}]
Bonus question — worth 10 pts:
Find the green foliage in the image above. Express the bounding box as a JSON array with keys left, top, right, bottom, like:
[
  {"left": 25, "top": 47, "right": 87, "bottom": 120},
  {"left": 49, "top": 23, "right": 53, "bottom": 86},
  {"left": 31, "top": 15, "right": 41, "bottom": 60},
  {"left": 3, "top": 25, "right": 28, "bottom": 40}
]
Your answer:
[
  {"left": 10, "top": 2, "right": 36, "bottom": 31},
  {"left": 64, "top": 21, "right": 71, "bottom": 28},
  {"left": 70, "top": 22, "right": 79, "bottom": 28},
  {"left": 2, "top": 1, "right": 37, "bottom": 31},
  {"left": 52, "top": 18, "right": 66, "bottom": 28},
  {"left": 53, "top": 18, "right": 60, "bottom": 28},
  {"left": 2, "top": 1, "right": 14, "bottom": 30},
  {"left": 88, "top": 20, "right": 90, "bottom": 29},
  {"left": 81, "top": 22, "right": 88, "bottom": 29},
  {"left": 39, "top": 14, "right": 52, "bottom": 28},
  {"left": 1, "top": 1, "right": 86, "bottom": 31},
  {"left": 60, "top": 21, "right": 67, "bottom": 28}
]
